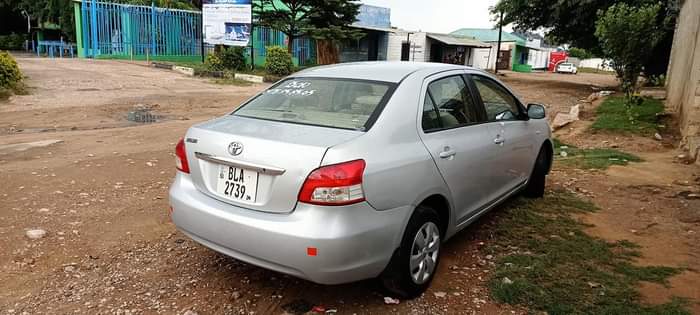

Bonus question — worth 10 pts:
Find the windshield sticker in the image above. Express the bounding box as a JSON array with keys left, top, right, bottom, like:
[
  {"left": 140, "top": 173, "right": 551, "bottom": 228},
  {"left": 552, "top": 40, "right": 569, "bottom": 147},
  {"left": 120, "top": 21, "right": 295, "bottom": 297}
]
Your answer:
[{"left": 265, "top": 80, "right": 316, "bottom": 96}]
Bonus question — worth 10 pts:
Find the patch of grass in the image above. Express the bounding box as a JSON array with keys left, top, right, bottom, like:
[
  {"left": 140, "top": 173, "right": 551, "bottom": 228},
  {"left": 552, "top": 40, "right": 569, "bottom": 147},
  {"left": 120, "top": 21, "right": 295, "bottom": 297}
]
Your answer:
[
  {"left": 578, "top": 67, "right": 615, "bottom": 75},
  {"left": 238, "top": 67, "right": 269, "bottom": 77},
  {"left": 591, "top": 96, "right": 664, "bottom": 135},
  {"left": 487, "top": 191, "right": 687, "bottom": 315},
  {"left": 168, "top": 61, "right": 277, "bottom": 81},
  {"left": 172, "top": 61, "right": 267, "bottom": 75},
  {"left": 168, "top": 61, "right": 212, "bottom": 76},
  {"left": 553, "top": 139, "right": 643, "bottom": 169},
  {"left": 211, "top": 78, "right": 253, "bottom": 86}
]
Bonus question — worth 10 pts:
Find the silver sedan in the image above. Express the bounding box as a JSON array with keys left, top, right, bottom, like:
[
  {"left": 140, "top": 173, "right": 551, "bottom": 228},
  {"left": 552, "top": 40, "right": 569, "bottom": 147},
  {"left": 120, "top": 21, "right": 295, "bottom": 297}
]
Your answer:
[{"left": 169, "top": 62, "right": 552, "bottom": 297}]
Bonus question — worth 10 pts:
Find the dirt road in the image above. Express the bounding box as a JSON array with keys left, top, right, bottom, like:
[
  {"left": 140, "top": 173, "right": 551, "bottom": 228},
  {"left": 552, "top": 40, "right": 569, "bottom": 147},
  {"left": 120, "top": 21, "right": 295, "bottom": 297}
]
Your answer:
[{"left": 1, "top": 56, "right": 697, "bottom": 314}]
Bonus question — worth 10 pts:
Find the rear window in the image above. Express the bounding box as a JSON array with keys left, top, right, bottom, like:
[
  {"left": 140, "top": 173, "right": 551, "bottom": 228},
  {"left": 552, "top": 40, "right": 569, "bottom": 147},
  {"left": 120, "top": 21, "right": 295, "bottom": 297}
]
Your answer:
[{"left": 233, "top": 78, "right": 394, "bottom": 131}]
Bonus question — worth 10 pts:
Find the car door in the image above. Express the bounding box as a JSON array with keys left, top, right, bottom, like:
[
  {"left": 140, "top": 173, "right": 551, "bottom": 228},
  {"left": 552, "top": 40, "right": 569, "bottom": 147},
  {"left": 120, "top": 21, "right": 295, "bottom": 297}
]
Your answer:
[
  {"left": 418, "top": 72, "right": 501, "bottom": 225},
  {"left": 467, "top": 74, "right": 535, "bottom": 196}
]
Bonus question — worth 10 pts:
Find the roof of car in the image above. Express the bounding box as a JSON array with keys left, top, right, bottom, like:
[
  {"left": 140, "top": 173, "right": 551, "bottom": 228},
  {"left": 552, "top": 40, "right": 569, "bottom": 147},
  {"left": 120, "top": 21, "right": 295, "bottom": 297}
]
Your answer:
[{"left": 293, "top": 62, "right": 474, "bottom": 83}]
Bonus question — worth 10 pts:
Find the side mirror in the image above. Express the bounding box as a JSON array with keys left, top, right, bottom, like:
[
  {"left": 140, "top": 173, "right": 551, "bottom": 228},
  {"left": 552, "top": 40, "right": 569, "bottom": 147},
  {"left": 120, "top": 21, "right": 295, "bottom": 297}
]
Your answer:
[{"left": 527, "top": 103, "right": 546, "bottom": 119}]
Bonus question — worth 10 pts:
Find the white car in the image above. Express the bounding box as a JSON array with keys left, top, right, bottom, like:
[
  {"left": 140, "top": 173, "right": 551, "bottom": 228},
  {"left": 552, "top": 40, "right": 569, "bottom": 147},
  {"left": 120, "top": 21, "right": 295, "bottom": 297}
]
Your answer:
[{"left": 556, "top": 63, "right": 578, "bottom": 74}]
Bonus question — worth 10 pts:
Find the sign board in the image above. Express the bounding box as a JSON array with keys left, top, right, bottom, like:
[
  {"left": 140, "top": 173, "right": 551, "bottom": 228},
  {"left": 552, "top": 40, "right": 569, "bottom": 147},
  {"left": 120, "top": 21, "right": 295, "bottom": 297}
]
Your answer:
[
  {"left": 203, "top": 0, "right": 252, "bottom": 46},
  {"left": 353, "top": 5, "right": 391, "bottom": 29}
]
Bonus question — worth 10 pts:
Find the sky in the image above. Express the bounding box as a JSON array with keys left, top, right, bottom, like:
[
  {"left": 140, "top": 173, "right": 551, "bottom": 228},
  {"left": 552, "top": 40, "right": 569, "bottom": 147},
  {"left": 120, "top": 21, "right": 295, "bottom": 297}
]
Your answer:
[{"left": 361, "top": 0, "right": 512, "bottom": 34}]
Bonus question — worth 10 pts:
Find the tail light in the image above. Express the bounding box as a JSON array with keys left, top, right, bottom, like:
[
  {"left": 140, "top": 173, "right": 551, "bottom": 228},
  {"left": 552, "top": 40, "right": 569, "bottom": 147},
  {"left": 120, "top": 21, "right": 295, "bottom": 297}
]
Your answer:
[
  {"left": 298, "top": 159, "right": 366, "bottom": 206},
  {"left": 175, "top": 138, "right": 190, "bottom": 174}
]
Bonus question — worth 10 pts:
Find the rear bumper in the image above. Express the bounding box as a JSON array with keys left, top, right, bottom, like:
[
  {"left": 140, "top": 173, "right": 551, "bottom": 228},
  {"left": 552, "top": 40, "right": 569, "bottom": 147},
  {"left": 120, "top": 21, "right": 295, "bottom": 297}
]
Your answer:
[{"left": 169, "top": 174, "right": 412, "bottom": 285}]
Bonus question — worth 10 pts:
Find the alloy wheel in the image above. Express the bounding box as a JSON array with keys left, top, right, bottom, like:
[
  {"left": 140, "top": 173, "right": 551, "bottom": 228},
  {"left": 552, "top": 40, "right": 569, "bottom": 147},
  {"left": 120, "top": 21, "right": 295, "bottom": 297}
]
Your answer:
[{"left": 409, "top": 222, "right": 440, "bottom": 284}]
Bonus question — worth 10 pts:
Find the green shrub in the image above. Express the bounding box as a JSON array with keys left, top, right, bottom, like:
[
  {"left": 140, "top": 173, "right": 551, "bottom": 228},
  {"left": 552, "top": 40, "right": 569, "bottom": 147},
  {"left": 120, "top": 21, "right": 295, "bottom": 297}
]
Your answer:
[
  {"left": 205, "top": 46, "right": 246, "bottom": 72},
  {"left": 0, "top": 33, "right": 26, "bottom": 50},
  {"left": 0, "top": 51, "right": 22, "bottom": 89},
  {"left": 265, "top": 46, "right": 294, "bottom": 76},
  {"left": 205, "top": 52, "right": 225, "bottom": 71},
  {"left": 219, "top": 46, "right": 246, "bottom": 71},
  {"left": 646, "top": 74, "right": 666, "bottom": 87},
  {"left": 568, "top": 47, "right": 592, "bottom": 59}
]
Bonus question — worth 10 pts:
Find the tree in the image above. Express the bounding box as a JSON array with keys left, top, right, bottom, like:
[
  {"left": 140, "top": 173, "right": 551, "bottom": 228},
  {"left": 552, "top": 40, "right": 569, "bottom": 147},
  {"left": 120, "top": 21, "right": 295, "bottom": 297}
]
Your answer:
[
  {"left": 0, "top": 0, "right": 198, "bottom": 42},
  {"left": 491, "top": 0, "right": 679, "bottom": 76},
  {"left": 265, "top": 45, "right": 294, "bottom": 76},
  {"left": 254, "top": 0, "right": 314, "bottom": 53},
  {"left": 305, "top": 0, "right": 363, "bottom": 64},
  {"left": 115, "top": 0, "right": 197, "bottom": 10},
  {"left": 253, "top": 0, "right": 361, "bottom": 61},
  {"left": 568, "top": 47, "right": 593, "bottom": 60},
  {"left": 595, "top": 3, "right": 663, "bottom": 101}
]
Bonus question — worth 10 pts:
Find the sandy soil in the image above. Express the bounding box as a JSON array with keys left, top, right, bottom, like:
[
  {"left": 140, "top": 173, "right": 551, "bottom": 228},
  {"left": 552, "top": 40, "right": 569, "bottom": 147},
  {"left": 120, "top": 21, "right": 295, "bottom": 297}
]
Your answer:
[
  {"left": 0, "top": 55, "right": 266, "bottom": 136},
  {"left": 1, "top": 56, "right": 697, "bottom": 314},
  {"left": 554, "top": 99, "right": 700, "bottom": 314},
  {"left": 499, "top": 70, "right": 618, "bottom": 117}
]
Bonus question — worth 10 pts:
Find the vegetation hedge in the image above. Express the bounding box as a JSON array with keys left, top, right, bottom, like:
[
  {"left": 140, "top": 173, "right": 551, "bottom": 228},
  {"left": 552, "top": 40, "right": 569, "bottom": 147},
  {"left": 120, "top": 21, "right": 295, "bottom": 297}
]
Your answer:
[
  {"left": 0, "top": 34, "right": 26, "bottom": 51},
  {"left": 265, "top": 46, "right": 293, "bottom": 76},
  {"left": 0, "top": 51, "right": 22, "bottom": 89},
  {"left": 205, "top": 46, "right": 246, "bottom": 72}
]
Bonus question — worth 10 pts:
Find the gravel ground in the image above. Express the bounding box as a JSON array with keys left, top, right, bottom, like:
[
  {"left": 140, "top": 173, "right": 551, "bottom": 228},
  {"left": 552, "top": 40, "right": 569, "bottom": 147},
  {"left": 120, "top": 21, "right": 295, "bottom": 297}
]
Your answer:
[{"left": 0, "top": 56, "right": 631, "bottom": 315}]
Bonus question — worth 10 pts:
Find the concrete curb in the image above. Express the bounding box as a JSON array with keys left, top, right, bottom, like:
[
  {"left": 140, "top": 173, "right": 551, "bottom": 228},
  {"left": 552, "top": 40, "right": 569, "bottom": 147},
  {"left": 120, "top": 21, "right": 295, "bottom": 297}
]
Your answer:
[
  {"left": 152, "top": 62, "right": 173, "bottom": 70},
  {"left": 151, "top": 62, "right": 195, "bottom": 77},
  {"left": 150, "top": 62, "right": 264, "bottom": 83},
  {"left": 173, "top": 66, "right": 195, "bottom": 76},
  {"left": 234, "top": 73, "right": 264, "bottom": 83}
]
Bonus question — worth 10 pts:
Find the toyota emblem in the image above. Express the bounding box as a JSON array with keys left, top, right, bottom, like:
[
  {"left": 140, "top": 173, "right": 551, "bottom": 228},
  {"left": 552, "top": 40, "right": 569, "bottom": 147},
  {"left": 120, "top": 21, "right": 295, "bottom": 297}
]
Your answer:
[{"left": 228, "top": 142, "right": 243, "bottom": 156}]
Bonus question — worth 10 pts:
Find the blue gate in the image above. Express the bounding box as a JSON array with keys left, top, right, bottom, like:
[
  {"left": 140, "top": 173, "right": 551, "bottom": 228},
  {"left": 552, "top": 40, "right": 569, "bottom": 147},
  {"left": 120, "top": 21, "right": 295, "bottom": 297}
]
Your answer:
[
  {"left": 252, "top": 27, "right": 316, "bottom": 67},
  {"left": 75, "top": 1, "right": 317, "bottom": 65},
  {"left": 77, "top": 1, "right": 202, "bottom": 61}
]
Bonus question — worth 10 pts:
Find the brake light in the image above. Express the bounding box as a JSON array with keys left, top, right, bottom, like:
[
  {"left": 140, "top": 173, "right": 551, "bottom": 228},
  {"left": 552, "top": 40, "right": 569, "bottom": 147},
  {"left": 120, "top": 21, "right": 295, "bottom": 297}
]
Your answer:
[
  {"left": 175, "top": 138, "right": 190, "bottom": 174},
  {"left": 298, "top": 159, "right": 366, "bottom": 206}
]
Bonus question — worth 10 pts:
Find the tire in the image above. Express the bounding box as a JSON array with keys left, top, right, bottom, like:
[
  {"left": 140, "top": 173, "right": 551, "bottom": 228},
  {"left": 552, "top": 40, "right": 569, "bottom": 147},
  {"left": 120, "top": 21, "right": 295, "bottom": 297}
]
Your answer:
[
  {"left": 522, "top": 145, "right": 549, "bottom": 198},
  {"left": 380, "top": 205, "right": 442, "bottom": 299}
]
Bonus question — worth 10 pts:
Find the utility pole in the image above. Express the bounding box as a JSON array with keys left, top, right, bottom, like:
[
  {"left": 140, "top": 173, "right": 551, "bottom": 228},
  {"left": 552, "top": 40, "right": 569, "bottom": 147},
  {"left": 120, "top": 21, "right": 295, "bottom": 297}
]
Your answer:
[
  {"left": 495, "top": 10, "right": 504, "bottom": 74},
  {"left": 21, "top": 10, "right": 30, "bottom": 33},
  {"left": 406, "top": 32, "right": 414, "bottom": 61},
  {"left": 200, "top": 0, "right": 206, "bottom": 63},
  {"left": 21, "top": 10, "right": 30, "bottom": 51}
]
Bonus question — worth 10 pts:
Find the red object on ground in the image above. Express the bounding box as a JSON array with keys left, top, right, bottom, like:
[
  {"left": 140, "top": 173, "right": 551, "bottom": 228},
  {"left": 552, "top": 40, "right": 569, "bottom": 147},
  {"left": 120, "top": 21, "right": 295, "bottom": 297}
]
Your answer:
[{"left": 548, "top": 51, "right": 568, "bottom": 72}]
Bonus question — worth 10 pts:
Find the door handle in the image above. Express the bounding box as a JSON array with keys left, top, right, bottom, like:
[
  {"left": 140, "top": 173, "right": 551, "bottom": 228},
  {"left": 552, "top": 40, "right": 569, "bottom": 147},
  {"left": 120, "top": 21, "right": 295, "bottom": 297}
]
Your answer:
[
  {"left": 494, "top": 137, "right": 505, "bottom": 145},
  {"left": 439, "top": 148, "right": 457, "bottom": 159}
]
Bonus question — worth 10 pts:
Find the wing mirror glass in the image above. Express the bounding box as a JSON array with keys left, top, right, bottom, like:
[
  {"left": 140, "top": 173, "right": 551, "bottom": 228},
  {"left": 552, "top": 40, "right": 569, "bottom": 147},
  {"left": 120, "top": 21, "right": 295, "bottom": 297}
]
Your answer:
[{"left": 527, "top": 103, "right": 546, "bottom": 120}]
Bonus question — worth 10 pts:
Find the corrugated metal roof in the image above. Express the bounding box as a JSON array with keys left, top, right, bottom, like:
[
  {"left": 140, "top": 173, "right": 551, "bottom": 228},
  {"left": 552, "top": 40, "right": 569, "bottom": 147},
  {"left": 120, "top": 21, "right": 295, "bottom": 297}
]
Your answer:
[
  {"left": 450, "top": 28, "right": 526, "bottom": 45},
  {"left": 426, "top": 33, "right": 491, "bottom": 48}
]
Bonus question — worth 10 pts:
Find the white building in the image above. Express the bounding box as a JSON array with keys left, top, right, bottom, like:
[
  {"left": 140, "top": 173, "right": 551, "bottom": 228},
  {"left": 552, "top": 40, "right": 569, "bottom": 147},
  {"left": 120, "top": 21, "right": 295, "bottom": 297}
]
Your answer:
[
  {"left": 579, "top": 58, "right": 614, "bottom": 71},
  {"left": 517, "top": 32, "right": 557, "bottom": 70},
  {"left": 385, "top": 30, "right": 492, "bottom": 69}
]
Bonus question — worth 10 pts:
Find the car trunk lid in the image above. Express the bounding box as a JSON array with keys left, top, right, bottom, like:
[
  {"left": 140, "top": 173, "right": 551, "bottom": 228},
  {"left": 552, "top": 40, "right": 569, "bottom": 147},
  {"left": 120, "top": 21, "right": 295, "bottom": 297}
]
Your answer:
[{"left": 184, "top": 115, "right": 363, "bottom": 213}]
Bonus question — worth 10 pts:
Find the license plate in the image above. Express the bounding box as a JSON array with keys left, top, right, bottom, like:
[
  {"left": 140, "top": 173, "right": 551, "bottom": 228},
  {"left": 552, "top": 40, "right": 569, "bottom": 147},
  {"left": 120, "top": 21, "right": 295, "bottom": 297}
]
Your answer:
[{"left": 216, "top": 165, "right": 259, "bottom": 203}]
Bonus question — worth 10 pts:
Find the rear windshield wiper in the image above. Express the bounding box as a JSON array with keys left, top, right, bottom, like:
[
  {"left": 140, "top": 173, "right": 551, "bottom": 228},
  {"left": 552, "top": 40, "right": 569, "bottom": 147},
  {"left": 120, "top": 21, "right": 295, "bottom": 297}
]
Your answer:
[{"left": 261, "top": 108, "right": 293, "bottom": 113}]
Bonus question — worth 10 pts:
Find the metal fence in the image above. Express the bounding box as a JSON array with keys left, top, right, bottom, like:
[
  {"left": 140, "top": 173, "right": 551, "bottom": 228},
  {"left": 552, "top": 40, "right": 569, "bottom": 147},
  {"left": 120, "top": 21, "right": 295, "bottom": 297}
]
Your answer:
[
  {"left": 35, "top": 40, "right": 77, "bottom": 58},
  {"left": 79, "top": 1, "right": 202, "bottom": 60},
  {"left": 252, "top": 27, "right": 316, "bottom": 67},
  {"left": 77, "top": 1, "right": 316, "bottom": 65}
]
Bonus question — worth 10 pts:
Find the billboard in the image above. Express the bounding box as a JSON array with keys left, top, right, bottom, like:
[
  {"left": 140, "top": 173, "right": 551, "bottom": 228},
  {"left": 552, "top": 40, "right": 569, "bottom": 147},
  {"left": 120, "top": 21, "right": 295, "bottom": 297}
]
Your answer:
[
  {"left": 203, "top": 0, "right": 252, "bottom": 46},
  {"left": 353, "top": 5, "right": 391, "bottom": 29}
]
